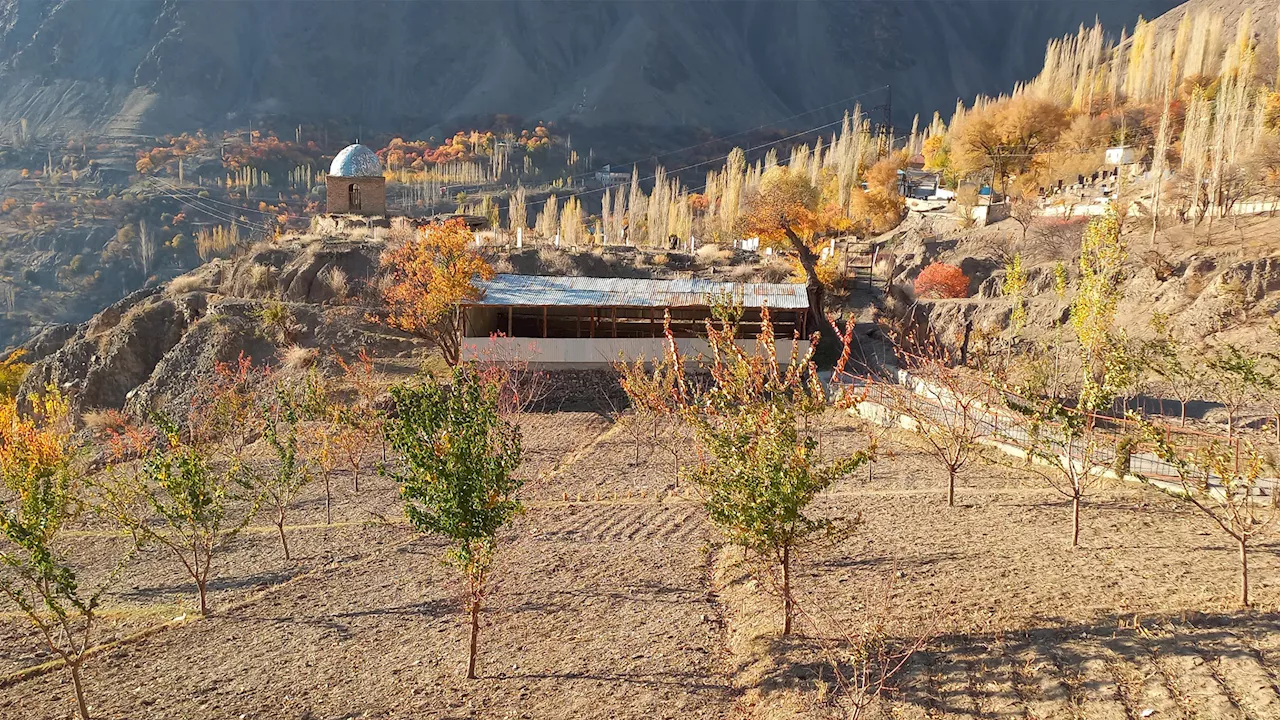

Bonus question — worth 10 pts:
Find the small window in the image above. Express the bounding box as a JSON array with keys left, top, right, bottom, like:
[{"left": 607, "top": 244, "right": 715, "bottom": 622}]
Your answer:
[{"left": 348, "top": 183, "right": 361, "bottom": 211}]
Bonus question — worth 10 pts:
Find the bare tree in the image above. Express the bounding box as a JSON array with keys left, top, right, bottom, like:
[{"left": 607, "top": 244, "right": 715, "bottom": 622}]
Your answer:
[
  {"left": 873, "top": 354, "right": 993, "bottom": 506},
  {"left": 1144, "top": 432, "right": 1276, "bottom": 607}
]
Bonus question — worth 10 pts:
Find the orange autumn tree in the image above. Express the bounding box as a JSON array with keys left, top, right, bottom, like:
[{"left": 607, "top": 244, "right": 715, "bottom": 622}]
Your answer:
[
  {"left": 914, "top": 263, "right": 970, "bottom": 299},
  {"left": 378, "top": 218, "right": 493, "bottom": 366},
  {"left": 739, "top": 167, "right": 845, "bottom": 329}
]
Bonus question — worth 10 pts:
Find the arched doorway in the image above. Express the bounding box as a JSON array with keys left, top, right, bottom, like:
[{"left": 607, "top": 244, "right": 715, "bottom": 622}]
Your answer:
[{"left": 348, "top": 183, "right": 362, "bottom": 212}]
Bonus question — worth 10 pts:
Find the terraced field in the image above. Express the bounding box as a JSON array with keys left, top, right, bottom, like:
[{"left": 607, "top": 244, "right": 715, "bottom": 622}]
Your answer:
[{"left": 1, "top": 410, "right": 1278, "bottom": 719}]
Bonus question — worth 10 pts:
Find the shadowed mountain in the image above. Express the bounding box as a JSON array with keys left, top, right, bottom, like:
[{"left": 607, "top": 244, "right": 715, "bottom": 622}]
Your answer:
[{"left": 0, "top": 0, "right": 1178, "bottom": 138}]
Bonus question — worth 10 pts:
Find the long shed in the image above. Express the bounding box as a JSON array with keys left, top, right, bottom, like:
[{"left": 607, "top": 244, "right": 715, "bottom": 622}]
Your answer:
[{"left": 460, "top": 274, "right": 811, "bottom": 366}]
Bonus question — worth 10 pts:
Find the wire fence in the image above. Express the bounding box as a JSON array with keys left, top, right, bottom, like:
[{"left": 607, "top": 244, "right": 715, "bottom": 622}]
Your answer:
[{"left": 839, "top": 366, "right": 1276, "bottom": 498}]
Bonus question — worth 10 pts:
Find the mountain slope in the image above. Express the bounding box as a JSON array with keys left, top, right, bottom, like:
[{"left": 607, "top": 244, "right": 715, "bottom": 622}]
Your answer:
[{"left": 0, "top": 0, "right": 1177, "bottom": 138}]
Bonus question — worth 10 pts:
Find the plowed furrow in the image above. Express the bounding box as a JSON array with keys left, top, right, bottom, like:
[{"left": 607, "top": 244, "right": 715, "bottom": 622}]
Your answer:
[
  {"left": 1104, "top": 636, "right": 1185, "bottom": 720},
  {"left": 1018, "top": 640, "right": 1077, "bottom": 720},
  {"left": 1059, "top": 638, "right": 1128, "bottom": 720},
  {"left": 1156, "top": 640, "right": 1245, "bottom": 720},
  {"left": 970, "top": 646, "right": 1025, "bottom": 719}
]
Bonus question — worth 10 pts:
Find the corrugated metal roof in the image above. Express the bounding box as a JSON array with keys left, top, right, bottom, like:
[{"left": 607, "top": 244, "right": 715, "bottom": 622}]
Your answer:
[{"left": 470, "top": 274, "right": 809, "bottom": 309}]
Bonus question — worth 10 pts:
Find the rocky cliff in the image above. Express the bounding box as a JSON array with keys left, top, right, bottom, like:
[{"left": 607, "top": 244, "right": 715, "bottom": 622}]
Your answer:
[{"left": 0, "top": 0, "right": 1176, "bottom": 138}]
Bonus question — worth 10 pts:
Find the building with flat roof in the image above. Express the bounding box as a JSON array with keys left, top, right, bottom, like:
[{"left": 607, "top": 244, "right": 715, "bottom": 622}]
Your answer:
[{"left": 460, "top": 275, "right": 811, "bottom": 366}]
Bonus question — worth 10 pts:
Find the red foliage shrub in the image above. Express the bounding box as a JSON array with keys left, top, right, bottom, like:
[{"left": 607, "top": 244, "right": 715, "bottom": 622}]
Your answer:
[{"left": 914, "top": 263, "right": 970, "bottom": 299}]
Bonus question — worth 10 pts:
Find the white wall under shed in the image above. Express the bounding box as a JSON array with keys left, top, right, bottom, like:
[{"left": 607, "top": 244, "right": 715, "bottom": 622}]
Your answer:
[{"left": 460, "top": 336, "right": 810, "bottom": 368}]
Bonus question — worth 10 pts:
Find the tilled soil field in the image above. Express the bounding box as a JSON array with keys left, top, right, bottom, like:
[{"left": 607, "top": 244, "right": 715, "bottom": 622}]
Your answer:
[{"left": 2, "top": 411, "right": 1279, "bottom": 719}]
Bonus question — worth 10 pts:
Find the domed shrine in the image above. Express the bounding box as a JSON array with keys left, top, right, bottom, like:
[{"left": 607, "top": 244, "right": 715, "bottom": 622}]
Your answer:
[{"left": 326, "top": 144, "right": 386, "bottom": 216}]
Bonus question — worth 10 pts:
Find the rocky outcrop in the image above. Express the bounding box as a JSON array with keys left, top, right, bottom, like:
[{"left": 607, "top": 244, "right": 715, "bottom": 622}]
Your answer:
[
  {"left": 221, "top": 240, "right": 378, "bottom": 303},
  {"left": 16, "top": 234, "right": 413, "bottom": 418},
  {"left": 18, "top": 323, "right": 78, "bottom": 362},
  {"left": 19, "top": 289, "right": 198, "bottom": 411}
]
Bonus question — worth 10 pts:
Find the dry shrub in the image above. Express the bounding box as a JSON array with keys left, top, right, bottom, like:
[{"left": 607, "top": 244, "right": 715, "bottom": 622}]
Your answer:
[
  {"left": 759, "top": 259, "right": 792, "bottom": 284},
  {"left": 539, "top": 248, "right": 576, "bottom": 275},
  {"left": 169, "top": 273, "right": 208, "bottom": 295},
  {"left": 914, "top": 262, "right": 969, "bottom": 299},
  {"left": 695, "top": 244, "right": 733, "bottom": 266},
  {"left": 1140, "top": 249, "right": 1176, "bottom": 281},
  {"left": 368, "top": 271, "right": 397, "bottom": 304},
  {"left": 81, "top": 408, "right": 128, "bottom": 434},
  {"left": 1031, "top": 217, "right": 1086, "bottom": 261},
  {"left": 651, "top": 253, "right": 670, "bottom": 267},
  {"left": 388, "top": 217, "right": 416, "bottom": 246},
  {"left": 279, "top": 344, "right": 317, "bottom": 372},
  {"left": 249, "top": 263, "right": 277, "bottom": 292},
  {"left": 319, "top": 266, "right": 349, "bottom": 301}
]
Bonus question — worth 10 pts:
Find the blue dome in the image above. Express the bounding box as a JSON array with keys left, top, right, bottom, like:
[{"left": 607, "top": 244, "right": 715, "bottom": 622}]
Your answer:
[{"left": 329, "top": 144, "right": 383, "bottom": 178}]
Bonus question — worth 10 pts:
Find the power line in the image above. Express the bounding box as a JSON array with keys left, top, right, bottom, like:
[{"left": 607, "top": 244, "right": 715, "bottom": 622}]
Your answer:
[
  {"left": 150, "top": 176, "right": 281, "bottom": 217},
  {"left": 146, "top": 179, "right": 267, "bottom": 231},
  {"left": 562, "top": 84, "right": 892, "bottom": 183},
  {"left": 520, "top": 111, "right": 880, "bottom": 215}
]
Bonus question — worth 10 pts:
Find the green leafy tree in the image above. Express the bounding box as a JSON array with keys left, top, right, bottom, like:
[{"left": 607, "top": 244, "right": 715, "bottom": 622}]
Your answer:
[
  {"left": 0, "top": 391, "right": 108, "bottom": 720},
  {"left": 1206, "top": 344, "right": 1270, "bottom": 438},
  {"left": 254, "top": 382, "right": 312, "bottom": 560},
  {"left": 98, "top": 416, "right": 252, "bottom": 615},
  {"left": 383, "top": 368, "right": 523, "bottom": 679},
  {"left": 665, "top": 305, "right": 870, "bottom": 635},
  {"left": 1008, "top": 208, "right": 1131, "bottom": 547},
  {"left": 1144, "top": 313, "right": 1207, "bottom": 427}
]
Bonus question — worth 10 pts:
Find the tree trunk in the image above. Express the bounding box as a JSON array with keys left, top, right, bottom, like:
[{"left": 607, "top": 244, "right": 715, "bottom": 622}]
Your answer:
[
  {"left": 69, "top": 660, "right": 90, "bottom": 720},
  {"left": 1240, "top": 538, "right": 1249, "bottom": 608},
  {"left": 1180, "top": 401, "right": 1187, "bottom": 427},
  {"left": 324, "top": 473, "right": 332, "bottom": 526},
  {"left": 784, "top": 227, "right": 831, "bottom": 335},
  {"left": 781, "top": 544, "right": 793, "bottom": 636},
  {"left": 353, "top": 467, "right": 360, "bottom": 493},
  {"left": 197, "top": 579, "right": 209, "bottom": 616},
  {"left": 947, "top": 468, "right": 956, "bottom": 507},
  {"left": 277, "top": 512, "right": 291, "bottom": 561},
  {"left": 466, "top": 596, "right": 481, "bottom": 680},
  {"left": 1071, "top": 495, "right": 1081, "bottom": 548}
]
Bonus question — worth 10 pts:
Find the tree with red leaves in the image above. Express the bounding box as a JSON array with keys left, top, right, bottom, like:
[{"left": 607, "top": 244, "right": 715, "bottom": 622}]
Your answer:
[{"left": 914, "top": 263, "right": 970, "bottom": 299}]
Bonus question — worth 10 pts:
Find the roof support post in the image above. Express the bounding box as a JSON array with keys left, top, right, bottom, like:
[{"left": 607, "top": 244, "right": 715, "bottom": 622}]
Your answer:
[
  {"left": 508, "top": 306, "right": 514, "bottom": 337},
  {"left": 543, "top": 306, "right": 548, "bottom": 338},
  {"left": 612, "top": 308, "right": 618, "bottom": 338}
]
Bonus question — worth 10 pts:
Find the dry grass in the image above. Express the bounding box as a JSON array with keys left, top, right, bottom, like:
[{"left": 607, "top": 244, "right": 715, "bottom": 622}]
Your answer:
[
  {"left": 248, "top": 263, "right": 277, "bottom": 292},
  {"left": 759, "top": 259, "right": 792, "bottom": 283},
  {"left": 539, "top": 248, "right": 577, "bottom": 275},
  {"left": 318, "top": 266, "right": 349, "bottom": 302},
  {"left": 168, "top": 273, "right": 208, "bottom": 295},
  {"left": 279, "top": 344, "right": 317, "bottom": 371},
  {"left": 80, "top": 408, "right": 128, "bottom": 434},
  {"left": 388, "top": 217, "right": 416, "bottom": 246},
  {"left": 695, "top": 244, "right": 733, "bottom": 267}
]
